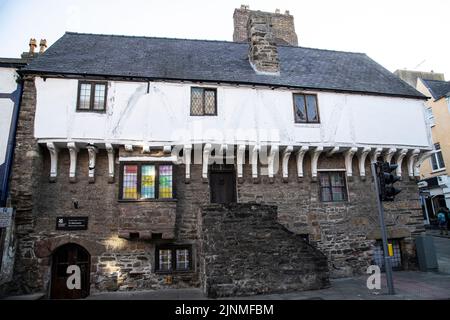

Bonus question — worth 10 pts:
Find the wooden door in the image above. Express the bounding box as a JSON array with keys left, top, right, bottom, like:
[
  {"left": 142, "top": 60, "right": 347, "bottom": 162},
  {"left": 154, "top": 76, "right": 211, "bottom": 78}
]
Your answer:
[
  {"left": 209, "top": 165, "right": 237, "bottom": 204},
  {"left": 50, "top": 243, "right": 90, "bottom": 299}
]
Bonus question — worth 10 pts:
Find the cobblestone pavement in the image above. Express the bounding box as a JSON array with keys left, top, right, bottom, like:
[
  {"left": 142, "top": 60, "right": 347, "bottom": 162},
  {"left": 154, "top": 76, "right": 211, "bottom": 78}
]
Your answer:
[
  {"left": 4, "top": 271, "right": 449, "bottom": 300},
  {"left": 84, "top": 271, "right": 450, "bottom": 300}
]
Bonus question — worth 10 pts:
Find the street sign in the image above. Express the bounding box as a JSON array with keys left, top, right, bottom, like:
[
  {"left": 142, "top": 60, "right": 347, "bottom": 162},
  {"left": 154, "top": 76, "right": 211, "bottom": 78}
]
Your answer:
[{"left": 0, "top": 207, "right": 13, "bottom": 228}]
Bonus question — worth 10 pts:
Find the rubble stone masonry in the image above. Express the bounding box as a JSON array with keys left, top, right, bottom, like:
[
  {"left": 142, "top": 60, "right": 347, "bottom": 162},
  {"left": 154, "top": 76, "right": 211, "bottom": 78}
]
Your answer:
[{"left": 0, "top": 76, "right": 424, "bottom": 296}]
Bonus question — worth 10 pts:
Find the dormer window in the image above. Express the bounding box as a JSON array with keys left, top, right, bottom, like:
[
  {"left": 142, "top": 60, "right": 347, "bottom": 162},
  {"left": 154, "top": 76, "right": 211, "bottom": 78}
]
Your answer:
[
  {"left": 190, "top": 87, "right": 217, "bottom": 116},
  {"left": 77, "top": 81, "right": 107, "bottom": 112}
]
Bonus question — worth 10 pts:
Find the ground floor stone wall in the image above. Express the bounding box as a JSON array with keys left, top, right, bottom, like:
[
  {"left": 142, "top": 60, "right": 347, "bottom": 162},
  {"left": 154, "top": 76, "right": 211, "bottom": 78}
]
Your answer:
[{"left": 2, "top": 144, "right": 425, "bottom": 296}]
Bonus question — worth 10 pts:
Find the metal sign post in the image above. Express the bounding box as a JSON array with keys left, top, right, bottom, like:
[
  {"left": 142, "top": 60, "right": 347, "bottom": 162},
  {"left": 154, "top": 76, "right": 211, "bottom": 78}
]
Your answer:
[{"left": 371, "top": 162, "right": 395, "bottom": 295}]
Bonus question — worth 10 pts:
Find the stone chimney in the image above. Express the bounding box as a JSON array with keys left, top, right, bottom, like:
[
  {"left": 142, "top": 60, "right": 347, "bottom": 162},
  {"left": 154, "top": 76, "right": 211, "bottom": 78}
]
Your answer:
[
  {"left": 28, "top": 38, "right": 37, "bottom": 55},
  {"left": 39, "top": 39, "right": 47, "bottom": 53},
  {"left": 247, "top": 12, "right": 280, "bottom": 75},
  {"left": 233, "top": 5, "right": 298, "bottom": 46}
]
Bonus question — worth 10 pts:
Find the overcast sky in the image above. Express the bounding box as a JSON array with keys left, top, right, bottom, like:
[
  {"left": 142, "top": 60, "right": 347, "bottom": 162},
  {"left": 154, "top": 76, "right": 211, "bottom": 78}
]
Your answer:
[{"left": 0, "top": 0, "right": 448, "bottom": 78}]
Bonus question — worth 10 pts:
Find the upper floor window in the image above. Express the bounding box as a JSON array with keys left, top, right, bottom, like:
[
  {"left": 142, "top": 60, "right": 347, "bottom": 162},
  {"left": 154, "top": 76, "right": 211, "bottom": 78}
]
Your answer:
[
  {"left": 293, "top": 93, "right": 320, "bottom": 123},
  {"left": 431, "top": 143, "right": 445, "bottom": 171},
  {"left": 318, "top": 171, "right": 347, "bottom": 202},
  {"left": 77, "top": 81, "right": 107, "bottom": 112},
  {"left": 190, "top": 87, "right": 217, "bottom": 116},
  {"left": 120, "top": 163, "right": 173, "bottom": 200},
  {"left": 426, "top": 108, "right": 435, "bottom": 127}
]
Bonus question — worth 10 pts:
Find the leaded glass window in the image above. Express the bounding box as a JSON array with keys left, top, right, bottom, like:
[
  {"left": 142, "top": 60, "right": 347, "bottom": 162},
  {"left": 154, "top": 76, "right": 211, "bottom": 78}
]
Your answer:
[
  {"left": 141, "top": 165, "right": 156, "bottom": 199},
  {"left": 156, "top": 246, "right": 192, "bottom": 272},
  {"left": 122, "top": 165, "right": 138, "bottom": 199},
  {"left": 159, "top": 165, "right": 173, "bottom": 198},
  {"left": 319, "top": 171, "right": 347, "bottom": 202},
  {"left": 158, "top": 249, "right": 172, "bottom": 271},
  {"left": 120, "top": 163, "right": 174, "bottom": 200},
  {"left": 77, "top": 81, "right": 107, "bottom": 111},
  {"left": 190, "top": 87, "right": 217, "bottom": 115},
  {"left": 293, "top": 93, "right": 319, "bottom": 123}
]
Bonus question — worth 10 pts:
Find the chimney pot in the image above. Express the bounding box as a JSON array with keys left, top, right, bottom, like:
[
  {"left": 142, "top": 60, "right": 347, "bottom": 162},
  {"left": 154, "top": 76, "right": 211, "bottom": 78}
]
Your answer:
[
  {"left": 285, "top": 10, "right": 290, "bottom": 15},
  {"left": 275, "top": 8, "right": 280, "bottom": 14},
  {"left": 29, "top": 38, "right": 37, "bottom": 54},
  {"left": 39, "top": 39, "right": 47, "bottom": 53}
]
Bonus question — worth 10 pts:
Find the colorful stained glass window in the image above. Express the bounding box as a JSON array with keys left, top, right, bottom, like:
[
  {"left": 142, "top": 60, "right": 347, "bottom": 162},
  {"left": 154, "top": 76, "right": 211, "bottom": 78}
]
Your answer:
[
  {"left": 159, "top": 165, "right": 173, "bottom": 198},
  {"left": 122, "top": 165, "right": 138, "bottom": 199},
  {"left": 141, "top": 165, "right": 156, "bottom": 199}
]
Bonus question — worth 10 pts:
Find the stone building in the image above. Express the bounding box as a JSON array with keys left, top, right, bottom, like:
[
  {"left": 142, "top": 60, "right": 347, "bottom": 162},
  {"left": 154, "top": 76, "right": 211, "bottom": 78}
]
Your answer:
[
  {"left": 0, "top": 39, "right": 46, "bottom": 287},
  {"left": 0, "top": 7, "right": 433, "bottom": 298}
]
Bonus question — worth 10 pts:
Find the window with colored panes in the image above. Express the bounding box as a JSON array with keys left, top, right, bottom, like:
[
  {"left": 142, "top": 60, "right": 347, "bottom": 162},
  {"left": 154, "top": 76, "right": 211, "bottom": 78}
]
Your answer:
[
  {"left": 293, "top": 93, "right": 319, "bottom": 123},
  {"left": 121, "top": 164, "right": 173, "bottom": 200},
  {"left": 319, "top": 171, "right": 347, "bottom": 202}
]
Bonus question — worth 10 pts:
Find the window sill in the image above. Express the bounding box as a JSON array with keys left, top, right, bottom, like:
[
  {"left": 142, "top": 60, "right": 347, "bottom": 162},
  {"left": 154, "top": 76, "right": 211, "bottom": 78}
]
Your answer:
[
  {"left": 431, "top": 168, "right": 446, "bottom": 174},
  {"left": 294, "top": 123, "right": 321, "bottom": 128},
  {"left": 75, "top": 109, "right": 107, "bottom": 113},
  {"left": 155, "top": 270, "right": 194, "bottom": 275},
  {"left": 118, "top": 199, "right": 178, "bottom": 203}
]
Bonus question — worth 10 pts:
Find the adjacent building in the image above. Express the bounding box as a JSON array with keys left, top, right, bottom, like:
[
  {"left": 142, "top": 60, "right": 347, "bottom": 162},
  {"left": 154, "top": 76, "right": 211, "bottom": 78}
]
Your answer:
[{"left": 0, "top": 6, "right": 433, "bottom": 298}]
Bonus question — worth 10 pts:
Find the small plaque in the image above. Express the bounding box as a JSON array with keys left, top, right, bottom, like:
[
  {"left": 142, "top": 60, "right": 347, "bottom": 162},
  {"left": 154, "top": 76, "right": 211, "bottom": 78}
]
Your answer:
[
  {"left": 56, "top": 217, "right": 88, "bottom": 230},
  {"left": 0, "top": 208, "right": 13, "bottom": 228}
]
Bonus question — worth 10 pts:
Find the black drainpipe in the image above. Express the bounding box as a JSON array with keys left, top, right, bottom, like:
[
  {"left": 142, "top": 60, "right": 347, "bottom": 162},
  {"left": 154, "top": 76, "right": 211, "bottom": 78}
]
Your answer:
[{"left": 0, "top": 80, "right": 23, "bottom": 207}]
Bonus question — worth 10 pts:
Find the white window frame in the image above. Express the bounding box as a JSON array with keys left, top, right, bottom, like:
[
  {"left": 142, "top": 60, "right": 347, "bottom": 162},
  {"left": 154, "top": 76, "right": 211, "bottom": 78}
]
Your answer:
[
  {"left": 426, "top": 107, "right": 435, "bottom": 127},
  {"left": 430, "top": 143, "right": 445, "bottom": 172}
]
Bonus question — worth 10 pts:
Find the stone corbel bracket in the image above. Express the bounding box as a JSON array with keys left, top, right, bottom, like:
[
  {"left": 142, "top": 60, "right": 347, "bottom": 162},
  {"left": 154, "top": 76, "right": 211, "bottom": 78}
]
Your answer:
[
  {"left": 202, "top": 143, "right": 212, "bottom": 183},
  {"left": 251, "top": 145, "right": 260, "bottom": 184},
  {"left": 357, "top": 147, "right": 371, "bottom": 180},
  {"left": 344, "top": 147, "right": 358, "bottom": 179},
  {"left": 67, "top": 142, "right": 79, "bottom": 183},
  {"left": 236, "top": 144, "right": 246, "bottom": 184},
  {"left": 311, "top": 146, "right": 323, "bottom": 182},
  {"left": 86, "top": 144, "right": 98, "bottom": 184},
  {"left": 268, "top": 145, "right": 279, "bottom": 184},
  {"left": 394, "top": 148, "right": 408, "bottom": 178},
  {"left": 326, "top": 146, "right": 339, "bottom": 157},
  {"left": 370, "top": 147, "right": 383, "bottom": 164},
  {"left": 105, "top": 143, "right": 115, "bottom": 183},
  {"left": 46, "top": 142, "right": 59, "bottom": 182},
  {"left": 407, "top": 149, "right": 420, "bottom": 179},
  {"left": 296, "top": 146, "right": 309, "bottom": 182},
  {"left": 414, "top": 150, "right": 434, "bottom": 178},
  {"left": 282, "top": 145, "right": 293, "bottom": 183},
  {"left": 383, "top": 148, "right": 397, "bottom": 164},
  {"left": 184, "top": 144, "right": 192, "bottom": 184}
]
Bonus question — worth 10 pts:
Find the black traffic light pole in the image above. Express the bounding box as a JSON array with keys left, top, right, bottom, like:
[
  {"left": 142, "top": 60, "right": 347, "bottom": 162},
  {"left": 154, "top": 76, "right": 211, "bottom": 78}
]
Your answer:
[{"left": 371, "top": 162, "right": 395, "bottom": 295}]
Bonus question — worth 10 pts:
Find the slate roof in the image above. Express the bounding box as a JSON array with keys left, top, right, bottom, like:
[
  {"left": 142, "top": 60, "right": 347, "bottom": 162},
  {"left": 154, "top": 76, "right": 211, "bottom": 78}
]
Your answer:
[
  {"left": 421, "top": 79, "right": 450, "bottom": 100},
  {"left": 21, "top": 32, "right": 426, "bottom": 99}
]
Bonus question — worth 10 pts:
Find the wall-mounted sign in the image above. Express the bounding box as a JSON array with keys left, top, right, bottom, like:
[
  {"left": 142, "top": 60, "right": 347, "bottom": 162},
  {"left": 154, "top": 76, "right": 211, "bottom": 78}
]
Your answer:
[
  {"left": 0, "top": 208, "right": 13, "bottom": 228},
  {"left": 56, "top": 217, "right": 88, "bottom": 231}
]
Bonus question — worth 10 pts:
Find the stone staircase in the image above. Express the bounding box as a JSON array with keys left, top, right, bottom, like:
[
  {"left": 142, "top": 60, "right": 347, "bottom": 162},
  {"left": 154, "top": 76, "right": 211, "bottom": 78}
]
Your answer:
[{"left": 199, "top": 203, "right": 330, "bottom": 298}]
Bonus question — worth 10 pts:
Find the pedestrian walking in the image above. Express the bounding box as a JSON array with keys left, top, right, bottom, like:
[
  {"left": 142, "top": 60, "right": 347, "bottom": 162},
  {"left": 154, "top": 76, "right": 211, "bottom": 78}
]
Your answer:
[{"left": 437, "top": 208, "right": 448, "bottom": 236}]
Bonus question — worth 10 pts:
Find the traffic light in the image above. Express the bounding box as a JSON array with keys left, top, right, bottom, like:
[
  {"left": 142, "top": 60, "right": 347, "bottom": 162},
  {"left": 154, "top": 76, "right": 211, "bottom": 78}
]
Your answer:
[{"left": 376, "top": 162, "right": 401, "bottom": 201}]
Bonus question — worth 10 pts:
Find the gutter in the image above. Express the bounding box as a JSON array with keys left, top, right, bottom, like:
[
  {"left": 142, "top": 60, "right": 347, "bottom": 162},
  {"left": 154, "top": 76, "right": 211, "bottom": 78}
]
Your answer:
[{"left": 0, "top": 81, "right": 23, "bottom": 207}]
